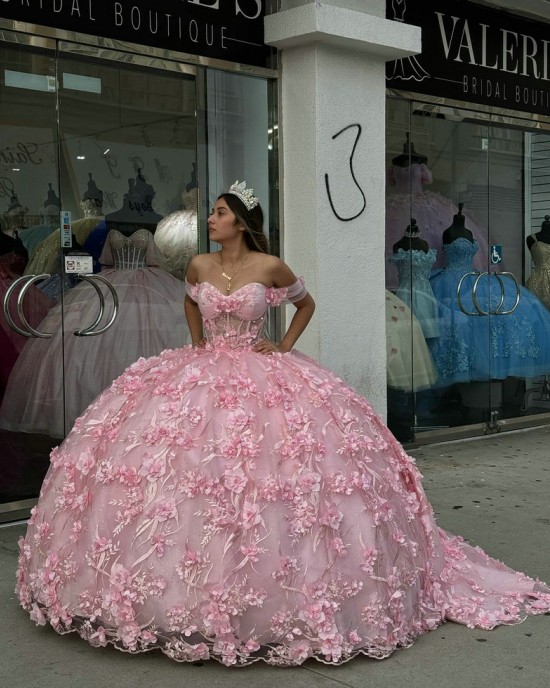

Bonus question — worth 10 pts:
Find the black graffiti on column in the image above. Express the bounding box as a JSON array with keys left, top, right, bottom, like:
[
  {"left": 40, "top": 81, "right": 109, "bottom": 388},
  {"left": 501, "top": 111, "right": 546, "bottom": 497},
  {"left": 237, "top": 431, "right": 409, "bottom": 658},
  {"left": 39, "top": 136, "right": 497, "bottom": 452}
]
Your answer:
[{"left": 324, "top": 124, "right": 366, "bottom": 222}]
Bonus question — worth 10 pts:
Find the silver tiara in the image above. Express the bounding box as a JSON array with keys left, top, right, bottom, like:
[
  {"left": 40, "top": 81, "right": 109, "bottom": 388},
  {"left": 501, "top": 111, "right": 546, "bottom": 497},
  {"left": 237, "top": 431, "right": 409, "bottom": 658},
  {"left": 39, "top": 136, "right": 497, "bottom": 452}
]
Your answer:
[{"left": 227, "top": 180, "right": 259, "bottom": 211}]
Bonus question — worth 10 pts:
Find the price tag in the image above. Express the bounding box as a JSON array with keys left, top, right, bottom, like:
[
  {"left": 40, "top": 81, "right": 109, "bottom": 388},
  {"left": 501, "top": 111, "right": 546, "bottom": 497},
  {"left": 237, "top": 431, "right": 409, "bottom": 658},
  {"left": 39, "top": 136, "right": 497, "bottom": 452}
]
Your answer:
[
  {"left": 60, "top": 211, "right": 72, "bottom": 248},
  {"left": 64, "top": 254, "right": 94, "bottom": 274}
]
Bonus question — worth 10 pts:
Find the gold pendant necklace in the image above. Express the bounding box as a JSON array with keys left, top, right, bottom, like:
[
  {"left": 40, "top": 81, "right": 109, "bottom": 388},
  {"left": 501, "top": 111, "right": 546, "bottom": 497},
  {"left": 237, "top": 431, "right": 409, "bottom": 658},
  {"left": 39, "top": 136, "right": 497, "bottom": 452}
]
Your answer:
[{"left": 220, "top": 252, "right": 250, "bottom": 293}]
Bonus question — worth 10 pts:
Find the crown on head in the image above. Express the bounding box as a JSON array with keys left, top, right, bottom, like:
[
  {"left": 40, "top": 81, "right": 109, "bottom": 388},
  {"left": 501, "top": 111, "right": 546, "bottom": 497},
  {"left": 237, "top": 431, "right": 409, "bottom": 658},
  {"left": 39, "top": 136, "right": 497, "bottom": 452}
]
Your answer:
[{"left": 227, "top": 180, "right": 259, "bottom": 211}]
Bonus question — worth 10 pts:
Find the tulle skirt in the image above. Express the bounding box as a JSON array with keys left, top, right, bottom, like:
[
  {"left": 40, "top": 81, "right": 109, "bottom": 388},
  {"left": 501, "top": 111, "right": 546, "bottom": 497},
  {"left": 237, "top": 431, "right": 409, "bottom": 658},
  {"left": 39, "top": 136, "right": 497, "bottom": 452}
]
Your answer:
[
  {"left": 0, "top": 267, "right": 189, "bottom": 437},
  {"left": 16, "top": 343, "right": 550, "bottom": 666}
]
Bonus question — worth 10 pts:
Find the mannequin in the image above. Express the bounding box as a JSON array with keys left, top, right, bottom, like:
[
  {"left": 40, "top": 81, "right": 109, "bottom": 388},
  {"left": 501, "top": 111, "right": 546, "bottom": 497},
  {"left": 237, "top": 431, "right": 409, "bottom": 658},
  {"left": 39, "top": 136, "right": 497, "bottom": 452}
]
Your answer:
[
  {"left": 105, "top": 169, "right": 162, "bottom": 235},
  {"left": 526, "top": 216, "right": 550, "bottom": 310},
  {"left": 43, "top": 183, "right": 61, "bottom": 212},
  {"left": 154, "top": 173, "right": 198, "bottom": 280},
  {"left": 429, "top": 207, "right": 550, "bottom": 387},
  {"left": 80, "top": 173, "right": 104, "bottom": 219},
  {"left": 442, "top": 203, "right": 474, "bottom": 245},
  {"left": 2, "top": 192, "right": 28, "bottom": 235},
  {"left": 80, "top": 172, "right": 103, "bottom": 218},
  {"left": 1, "top": 222, "right": 192, "bottom": 437},
  {"left": 386, "top": 141, "right": 491, "bottom": 290},
  {"left": 393, "top": 219, "right": 429, "bottom": 254},
  {"left": 526, "top": 215, "right": 550, "bottom": 250},
  {"left": 392, "top": 133, "right": 428, "bottom": 168},
  {"left": 389, "top": 218, "right": 439, "bottom": 341}
]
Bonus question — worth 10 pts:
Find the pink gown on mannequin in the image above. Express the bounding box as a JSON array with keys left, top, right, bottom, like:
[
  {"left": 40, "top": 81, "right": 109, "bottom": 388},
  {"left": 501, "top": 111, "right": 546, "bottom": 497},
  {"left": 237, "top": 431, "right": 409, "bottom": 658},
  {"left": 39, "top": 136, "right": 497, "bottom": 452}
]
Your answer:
[
  {"left": 386, "top": 163, "right": 490, "bottom": 290},
  {"left": 0, "top": 253, "right": 53, "bottom": 397},
  {"left": 16, "top": 278, "right": 550, "bottom": 666},
  {"left": 0, "top": 229, "right": 190, "bottom": 438}
]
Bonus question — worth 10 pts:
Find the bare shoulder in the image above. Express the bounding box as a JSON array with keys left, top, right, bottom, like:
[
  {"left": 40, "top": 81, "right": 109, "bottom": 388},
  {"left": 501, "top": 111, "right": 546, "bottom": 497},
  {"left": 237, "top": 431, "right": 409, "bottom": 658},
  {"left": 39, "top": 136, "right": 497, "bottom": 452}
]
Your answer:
[
  {"left": 186, "top": 252, "right": 216, "bottom": 281},
  {"left": 258, "top": 254, "right": 298, "bottom": 287},
  {"left": 189, "top": 253, "right": 214, "bottom": 267}
]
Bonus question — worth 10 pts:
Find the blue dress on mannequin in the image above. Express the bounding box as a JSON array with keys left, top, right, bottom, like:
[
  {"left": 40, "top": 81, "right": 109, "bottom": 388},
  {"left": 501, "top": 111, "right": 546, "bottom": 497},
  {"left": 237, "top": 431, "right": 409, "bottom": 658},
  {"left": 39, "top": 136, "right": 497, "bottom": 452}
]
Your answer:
[
  {"left": 429, "top": 237, "right": 550, "bottom": 386},
  {"left": 389, "top": 248, "right": 440, "bottom": 340}
]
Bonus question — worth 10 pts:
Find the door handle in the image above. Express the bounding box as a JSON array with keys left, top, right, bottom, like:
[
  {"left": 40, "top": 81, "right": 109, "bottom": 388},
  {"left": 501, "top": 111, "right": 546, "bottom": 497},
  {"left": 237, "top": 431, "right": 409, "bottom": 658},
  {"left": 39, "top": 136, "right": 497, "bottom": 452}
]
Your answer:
[
  {"left": 457, "top": 271, "right": 482, "bottom": 316},
  {"left": 458, "top": 271, "right": 520, "bottom": 317},
  {"left": 2, "top": 274, "right": 53, "bottom": 338},
  {"left": 493, "top": 271, "right": 520, "bottom": 315},
  {"left": 74, "top": 274, "right": 119, "bottom": 337}
]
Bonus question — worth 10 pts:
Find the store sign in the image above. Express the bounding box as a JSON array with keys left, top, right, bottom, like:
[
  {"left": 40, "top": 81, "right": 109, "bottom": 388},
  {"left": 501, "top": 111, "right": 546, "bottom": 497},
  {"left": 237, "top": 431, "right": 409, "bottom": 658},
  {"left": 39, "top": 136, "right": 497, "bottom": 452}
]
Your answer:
[
  {"left": 0, "top": 0, "right": 273, "bottom": 68},
  {"left": 386, "top": 0, "right": 550, "bottom": 116}
]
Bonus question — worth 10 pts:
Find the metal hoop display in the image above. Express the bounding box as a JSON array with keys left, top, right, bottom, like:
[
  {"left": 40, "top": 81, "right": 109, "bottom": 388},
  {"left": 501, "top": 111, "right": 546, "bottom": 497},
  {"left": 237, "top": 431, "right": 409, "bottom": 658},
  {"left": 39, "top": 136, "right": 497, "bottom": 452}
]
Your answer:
[
  {"left": 457, "top": 271, "right": 521, "bottom": 317},
  {"left": 74, "top": 275, "right": 119, "bottom": 337},
  {"left": 3, "top": 274, "right": 53, "bottom": 338}
]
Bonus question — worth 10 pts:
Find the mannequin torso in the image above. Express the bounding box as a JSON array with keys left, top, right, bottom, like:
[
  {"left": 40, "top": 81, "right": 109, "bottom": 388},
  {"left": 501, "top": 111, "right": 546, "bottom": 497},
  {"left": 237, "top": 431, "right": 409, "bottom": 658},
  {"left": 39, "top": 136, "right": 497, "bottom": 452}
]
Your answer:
[
  {"left": 393, "top": 219, "right": 429, "bottom": 253},
  {"left": 443, "top": 203, "right": 474, "bottom": 245},
  {"left": 526, "top": 215, "right": 550, "bottom": 249}
]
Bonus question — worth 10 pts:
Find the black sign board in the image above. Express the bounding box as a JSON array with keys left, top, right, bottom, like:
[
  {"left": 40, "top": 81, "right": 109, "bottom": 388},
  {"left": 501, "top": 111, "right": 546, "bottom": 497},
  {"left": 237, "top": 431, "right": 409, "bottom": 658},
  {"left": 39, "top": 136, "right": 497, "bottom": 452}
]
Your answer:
[
  {"left": 386, "top": 0, "right": 550, "bottom": 117},
  {"left": 0, "top": 0, "right": 273, "bottom": 69}
]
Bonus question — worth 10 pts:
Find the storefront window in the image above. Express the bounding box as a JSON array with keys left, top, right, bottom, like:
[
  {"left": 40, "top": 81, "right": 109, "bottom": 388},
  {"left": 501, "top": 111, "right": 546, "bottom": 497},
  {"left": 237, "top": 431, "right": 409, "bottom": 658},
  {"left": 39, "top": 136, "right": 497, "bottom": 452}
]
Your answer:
[
  {"left": 386, "top": 98, "right": 550, "bottom": 441},
  {"left": 0, "top": 39, "right": 275, "bottom": 519}
]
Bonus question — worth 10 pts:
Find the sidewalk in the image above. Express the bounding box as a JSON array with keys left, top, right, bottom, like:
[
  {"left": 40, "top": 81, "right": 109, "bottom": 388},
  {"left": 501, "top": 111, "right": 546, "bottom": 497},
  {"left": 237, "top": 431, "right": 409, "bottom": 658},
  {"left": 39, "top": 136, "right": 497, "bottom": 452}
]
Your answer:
[{"left": 1, "top": 427, "right": 549, "bottom": 688}]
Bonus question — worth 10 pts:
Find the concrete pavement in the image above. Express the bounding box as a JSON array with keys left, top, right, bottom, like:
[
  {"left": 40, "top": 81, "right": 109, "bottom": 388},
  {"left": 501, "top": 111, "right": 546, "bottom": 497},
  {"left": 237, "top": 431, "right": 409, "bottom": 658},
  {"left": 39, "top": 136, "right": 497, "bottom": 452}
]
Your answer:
[{"left": 1, "top": 426, "right": 549, "bottom": 688}]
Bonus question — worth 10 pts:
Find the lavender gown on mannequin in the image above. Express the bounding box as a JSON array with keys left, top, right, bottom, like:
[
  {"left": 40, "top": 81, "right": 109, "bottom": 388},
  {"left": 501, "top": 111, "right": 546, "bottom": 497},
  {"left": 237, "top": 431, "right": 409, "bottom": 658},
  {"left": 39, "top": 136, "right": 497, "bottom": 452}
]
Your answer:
[{"left": 386, "top": 163, "right": 490, "bottom": 290}]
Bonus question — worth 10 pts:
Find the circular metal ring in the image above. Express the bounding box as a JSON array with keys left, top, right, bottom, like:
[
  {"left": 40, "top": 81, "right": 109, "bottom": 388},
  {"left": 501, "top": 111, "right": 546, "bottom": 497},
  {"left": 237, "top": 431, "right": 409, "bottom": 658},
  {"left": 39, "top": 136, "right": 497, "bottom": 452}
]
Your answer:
[
  {"left": 472, "top": 272, "right": 490, "bottom": 316},
  {"left": 74, "top": 274, "right": 119, "bottom": 337},
  {"left": 457, "top": 271, "right": 481, "bottom": 316},
  {"left": 3, "top": 274, "right": 52, "bottom": 338},
  {"left": 494, "top": 271, "right": 520, "bottom": 315},
  {"left": 16, "top": 274, "right": 54, "bottom": 338}
]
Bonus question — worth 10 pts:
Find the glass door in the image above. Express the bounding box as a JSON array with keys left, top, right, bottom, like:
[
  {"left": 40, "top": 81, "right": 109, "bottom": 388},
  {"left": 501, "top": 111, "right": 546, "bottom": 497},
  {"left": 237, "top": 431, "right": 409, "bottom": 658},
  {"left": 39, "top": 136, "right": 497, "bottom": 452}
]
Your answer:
[
  {"left": 0, "top": 43, "right": 199, "bottom": 521},
  {"left": 0, "top": 44, "right": 62, "bottom": 518},
  {"left": 486, "top": 123, "right": 550, "bottom": 425},
  {"left": 54, "top": 53, "right": 198, "bottom": 438},
  {"left": 386, "top": 98, "right": 550, "bottom": 442}
]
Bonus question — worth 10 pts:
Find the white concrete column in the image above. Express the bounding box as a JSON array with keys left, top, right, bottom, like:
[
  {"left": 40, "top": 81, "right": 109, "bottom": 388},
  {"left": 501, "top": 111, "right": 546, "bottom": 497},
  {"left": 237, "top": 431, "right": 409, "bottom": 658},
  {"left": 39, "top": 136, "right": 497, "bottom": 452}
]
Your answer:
[{"left": 265, "top": 1, "right": 421, "bottom": 417}]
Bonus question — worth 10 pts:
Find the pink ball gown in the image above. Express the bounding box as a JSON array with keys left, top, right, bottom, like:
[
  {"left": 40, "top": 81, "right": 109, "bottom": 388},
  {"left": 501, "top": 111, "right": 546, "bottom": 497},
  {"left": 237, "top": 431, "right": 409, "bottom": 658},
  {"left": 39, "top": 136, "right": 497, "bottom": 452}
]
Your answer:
[{"left": 17, "top": 278, "right": 550, "bottom": 666}]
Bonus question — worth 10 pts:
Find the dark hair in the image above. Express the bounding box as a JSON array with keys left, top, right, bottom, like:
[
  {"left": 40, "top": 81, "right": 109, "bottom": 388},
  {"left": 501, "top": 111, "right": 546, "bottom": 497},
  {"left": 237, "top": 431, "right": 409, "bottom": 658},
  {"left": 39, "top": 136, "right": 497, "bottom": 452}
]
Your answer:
[{"left": 218, "top": 192, "right": 269, "bottom": 254}]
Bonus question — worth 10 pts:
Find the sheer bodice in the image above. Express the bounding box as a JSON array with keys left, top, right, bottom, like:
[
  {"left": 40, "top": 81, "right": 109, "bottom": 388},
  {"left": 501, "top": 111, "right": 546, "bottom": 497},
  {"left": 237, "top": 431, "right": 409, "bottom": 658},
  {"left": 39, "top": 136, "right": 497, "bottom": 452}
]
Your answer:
[
  {"left": 442, "top": 237, "right": 478, "bottom": 272},
  {"left": 100, "top": 228, "right": 160, "bottom": 270},
  {"left": 185, "top": 279, "right": 307, "bottom": 349}
]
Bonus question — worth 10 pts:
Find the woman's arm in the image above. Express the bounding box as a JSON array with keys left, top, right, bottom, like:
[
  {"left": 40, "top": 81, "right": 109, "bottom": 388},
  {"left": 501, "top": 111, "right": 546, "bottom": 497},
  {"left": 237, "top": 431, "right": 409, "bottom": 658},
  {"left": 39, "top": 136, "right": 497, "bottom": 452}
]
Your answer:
[
  {"left": 279, "top": 292, "right": 316, "bottom": 352},
  {"left": 184, "top": 296, "right": 205, "bottom": 346},
  {"left": 254, "top": 258, "right": 315, "bottom": 354}
]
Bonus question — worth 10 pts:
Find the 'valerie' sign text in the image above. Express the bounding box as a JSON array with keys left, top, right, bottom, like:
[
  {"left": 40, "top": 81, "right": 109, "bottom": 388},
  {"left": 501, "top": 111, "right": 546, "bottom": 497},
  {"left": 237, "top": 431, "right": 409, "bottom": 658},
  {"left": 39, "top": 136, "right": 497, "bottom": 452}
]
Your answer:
[{"left": 387, "top": 0, "right": 550, "bottom": 116}]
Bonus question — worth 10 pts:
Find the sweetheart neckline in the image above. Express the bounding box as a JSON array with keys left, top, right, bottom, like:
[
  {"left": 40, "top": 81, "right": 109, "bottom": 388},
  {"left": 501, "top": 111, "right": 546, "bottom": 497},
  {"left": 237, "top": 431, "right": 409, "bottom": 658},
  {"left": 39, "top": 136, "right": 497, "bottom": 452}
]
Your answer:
[{"left": 197, "top": 281, "right": 271, "bottom": 297}]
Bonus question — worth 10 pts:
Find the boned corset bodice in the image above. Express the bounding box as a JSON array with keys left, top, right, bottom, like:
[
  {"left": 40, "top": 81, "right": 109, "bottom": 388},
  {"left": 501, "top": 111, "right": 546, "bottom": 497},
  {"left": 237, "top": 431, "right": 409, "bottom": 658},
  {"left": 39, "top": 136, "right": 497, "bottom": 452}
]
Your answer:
[{"left": 108, "top": 228, "right": 151, "bottom": 269}]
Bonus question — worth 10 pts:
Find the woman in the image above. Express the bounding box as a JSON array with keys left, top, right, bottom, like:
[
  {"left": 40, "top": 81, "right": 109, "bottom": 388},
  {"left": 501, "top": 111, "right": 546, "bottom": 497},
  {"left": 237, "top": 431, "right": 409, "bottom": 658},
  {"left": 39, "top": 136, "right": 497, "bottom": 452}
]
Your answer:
[{"left": 17, "top": 182, "right": 550, "bottom": 666}]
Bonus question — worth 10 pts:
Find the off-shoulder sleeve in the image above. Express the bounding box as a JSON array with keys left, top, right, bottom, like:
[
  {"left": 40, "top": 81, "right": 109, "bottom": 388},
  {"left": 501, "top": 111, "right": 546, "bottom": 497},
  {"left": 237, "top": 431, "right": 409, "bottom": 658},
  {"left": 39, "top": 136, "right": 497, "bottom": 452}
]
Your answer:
[
  {"left": 266, "top": 277, "right": 307, "bottom": 306},
  {"left": 286, "top": 276, "right": 308, "bottom": 302},
  {"left": 185, "top": 279, "right": 199, "bottom": 301}
]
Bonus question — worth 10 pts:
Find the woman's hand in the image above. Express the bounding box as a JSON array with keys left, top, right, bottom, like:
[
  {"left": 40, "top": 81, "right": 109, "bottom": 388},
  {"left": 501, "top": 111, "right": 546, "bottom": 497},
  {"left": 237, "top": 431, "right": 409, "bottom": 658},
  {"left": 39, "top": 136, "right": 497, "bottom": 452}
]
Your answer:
[
  {"left": 253, "top": 339, "right": 290, "bottom": 355},
  {"left": 192, "top": 337, "right": 207, "bottom": 348}
]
